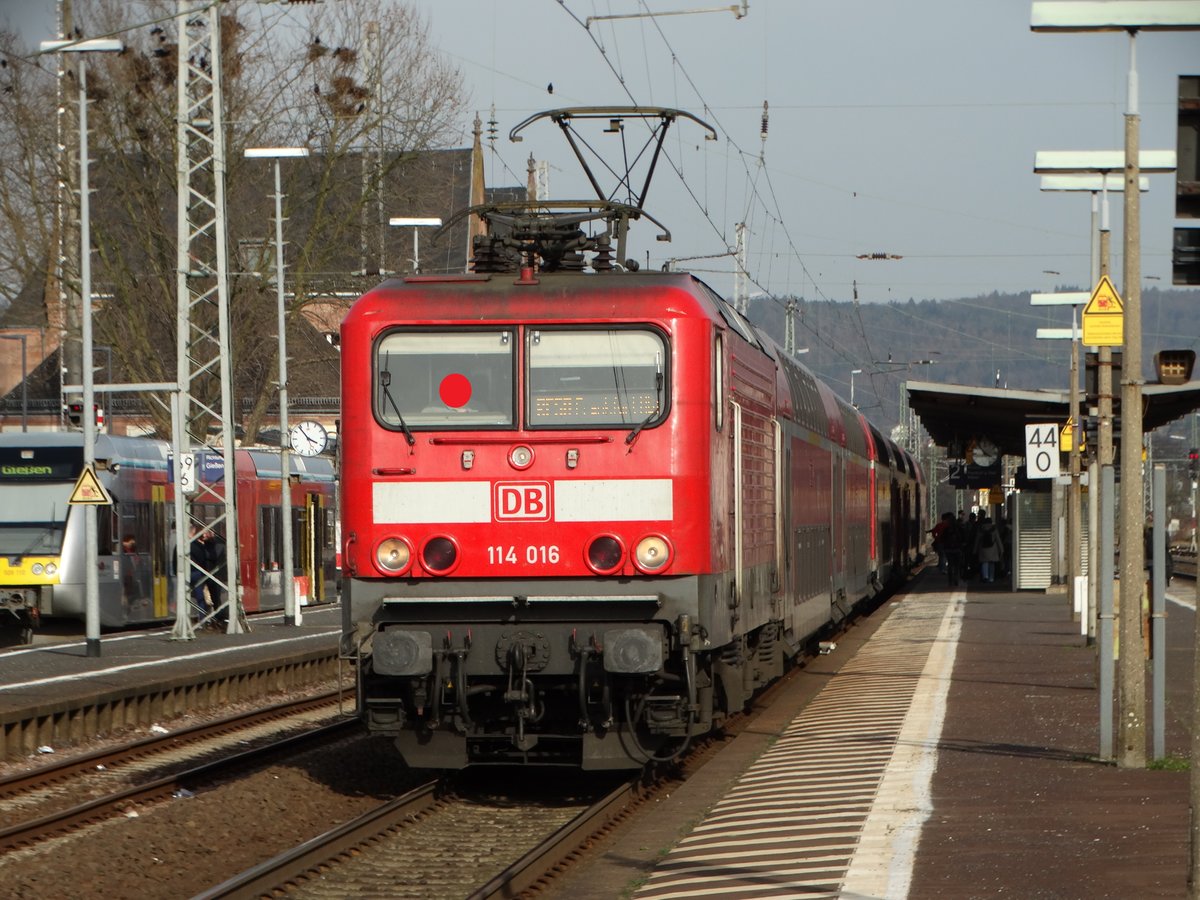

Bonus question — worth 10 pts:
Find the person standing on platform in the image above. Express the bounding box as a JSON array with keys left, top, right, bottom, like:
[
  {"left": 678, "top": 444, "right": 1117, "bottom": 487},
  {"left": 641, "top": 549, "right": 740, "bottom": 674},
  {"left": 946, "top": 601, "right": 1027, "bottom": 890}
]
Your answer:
[
  {"left": 941, "top": 515, "right": 966, "bottom": 586},
  {"left": 189, "top": 525, "right": 209, "bottom": 622},
  {"left": 964, "top": 512, "right": 980, "bottom": 580},
  {"left": 120, "top": 535, "right": 141, "bottom": 613},
  {"left": 930, "top": 513, "right": 952, "bottom": 573},
  {"left": 975, "top": 516, "right": 1002, "bottom": 583},
  {"left": 206, "top": 529, "right": 229, "bottom": 627}
]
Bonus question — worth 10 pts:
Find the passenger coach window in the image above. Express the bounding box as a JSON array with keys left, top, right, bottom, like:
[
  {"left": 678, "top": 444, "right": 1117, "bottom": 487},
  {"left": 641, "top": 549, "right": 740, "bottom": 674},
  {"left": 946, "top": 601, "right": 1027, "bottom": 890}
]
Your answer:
[
  {"left": 527, "top": 328, "right": 667, "bottom": 428},
  {"left": 375, "top": 330, "right": 514, "bottom": 429}
]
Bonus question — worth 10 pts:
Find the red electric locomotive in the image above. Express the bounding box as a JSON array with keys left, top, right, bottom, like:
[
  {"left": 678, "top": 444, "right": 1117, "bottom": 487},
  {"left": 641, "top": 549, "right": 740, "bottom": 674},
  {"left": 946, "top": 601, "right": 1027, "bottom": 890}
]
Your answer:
[{"left": 338, "top": 108, "right": 924, "bottom": 769}]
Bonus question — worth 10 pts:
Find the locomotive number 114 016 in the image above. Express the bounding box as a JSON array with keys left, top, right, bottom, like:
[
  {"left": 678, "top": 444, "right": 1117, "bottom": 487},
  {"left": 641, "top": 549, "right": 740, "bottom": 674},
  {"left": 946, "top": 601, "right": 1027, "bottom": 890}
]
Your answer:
[{"left": 487, "top": 545, "right": 561, "bottom": 565}]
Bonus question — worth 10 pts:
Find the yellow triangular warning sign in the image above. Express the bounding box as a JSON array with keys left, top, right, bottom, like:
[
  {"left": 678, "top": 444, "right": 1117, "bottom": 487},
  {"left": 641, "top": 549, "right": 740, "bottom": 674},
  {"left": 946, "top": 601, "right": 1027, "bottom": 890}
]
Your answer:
[
  {"left": 1082, "top": 275, "right": 1124, "bottom": 346},
  {"left": 1083, "top": 275, "right": 1123, "bottom": 315},
  {"left": 68, "top": 464, "right": 112, "bottom": 505}
]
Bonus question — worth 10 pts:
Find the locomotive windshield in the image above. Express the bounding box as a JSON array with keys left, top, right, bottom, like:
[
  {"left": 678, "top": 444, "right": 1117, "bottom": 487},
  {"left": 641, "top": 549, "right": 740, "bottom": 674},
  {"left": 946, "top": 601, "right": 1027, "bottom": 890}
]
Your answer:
[
  {"left": 376, "top": 330, "right": 515, "bottom": 429},
  {"left": 373, "top": 326, "right": 668, "bottom": 432},
  {"left": 0, "top": 484, "right": 69, "bottom": 555},
  {"left": 527, "top": 328, "right": 666, "bottom": 428}
]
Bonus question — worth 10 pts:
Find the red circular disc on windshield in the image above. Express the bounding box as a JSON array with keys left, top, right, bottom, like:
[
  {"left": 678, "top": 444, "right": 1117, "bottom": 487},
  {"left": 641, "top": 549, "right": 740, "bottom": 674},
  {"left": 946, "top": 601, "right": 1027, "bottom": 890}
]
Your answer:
[{"left": 439, "top": 372, "right": 472, "bottom": 408}]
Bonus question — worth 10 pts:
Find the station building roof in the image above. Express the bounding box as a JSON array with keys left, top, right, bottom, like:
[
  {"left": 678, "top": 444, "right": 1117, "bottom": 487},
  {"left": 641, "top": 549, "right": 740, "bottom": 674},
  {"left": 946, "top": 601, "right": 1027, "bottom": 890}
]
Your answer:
[{"left": 906, "top": 379, "right": 1200, "bottom": 461}]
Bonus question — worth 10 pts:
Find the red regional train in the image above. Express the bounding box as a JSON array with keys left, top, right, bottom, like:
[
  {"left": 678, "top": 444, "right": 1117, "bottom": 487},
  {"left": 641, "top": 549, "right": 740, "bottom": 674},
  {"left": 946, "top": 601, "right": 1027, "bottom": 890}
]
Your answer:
[
  {"left": 338, "top": 204, "right": 926, "bottom": 770},
  {"left": 0, "top": 433, "right": 338, "bottom": 640}
]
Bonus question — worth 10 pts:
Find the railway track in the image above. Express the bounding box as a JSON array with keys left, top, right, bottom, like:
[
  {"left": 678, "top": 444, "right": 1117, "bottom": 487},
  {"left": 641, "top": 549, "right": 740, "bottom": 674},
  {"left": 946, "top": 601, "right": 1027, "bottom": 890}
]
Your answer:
[
  {"left": 0, "top": 691, "right": 355, "bottom": 851},
  {"left": 192, "top": 605, "right": 860, "bottom": 899},
  {"left": 197, "top": 775, "right": 628, "bottom": 899}
]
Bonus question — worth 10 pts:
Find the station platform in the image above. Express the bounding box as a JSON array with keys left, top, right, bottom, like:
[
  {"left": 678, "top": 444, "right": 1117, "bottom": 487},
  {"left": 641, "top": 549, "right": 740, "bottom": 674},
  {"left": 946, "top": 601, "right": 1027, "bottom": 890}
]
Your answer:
[
  {"left": 0, "top": 606, "right": 344, "bottom": 762},
  {"left": 3, "top": 574, "right": 1195, "bottom": 896},
  {"left": 550, "top": 571, "right": 1196, "bottom": 900}
]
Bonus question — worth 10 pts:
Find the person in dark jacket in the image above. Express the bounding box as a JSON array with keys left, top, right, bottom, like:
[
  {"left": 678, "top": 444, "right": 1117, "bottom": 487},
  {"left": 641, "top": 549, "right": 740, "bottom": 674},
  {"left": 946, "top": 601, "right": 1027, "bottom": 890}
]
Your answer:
[
  {"left": 974, "top": 517, "right": 1002, "bottom": 583},
  {"left": 188, "top": 525, "right": 209, "bottom": 621},
  {"left": 205, "top": 530, "right": 229, "bottom": 626},
  {"left": 940, "top": 516, "right": 966, "bottom": 586}
]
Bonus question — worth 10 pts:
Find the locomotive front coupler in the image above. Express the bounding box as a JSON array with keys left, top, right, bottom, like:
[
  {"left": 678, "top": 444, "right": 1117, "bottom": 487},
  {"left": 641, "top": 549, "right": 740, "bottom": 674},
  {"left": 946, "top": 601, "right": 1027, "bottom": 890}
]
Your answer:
[
  {"left": 504, "top": 641, "right": 531, "bottom": 704},
  {"left": 676, "top": 614, "right": 699, "bottom": 714},
  {"left": 570, "top": 629, "right": 613, "bottom": 731},
  {"left": 501, "top": 640, "right": 545, "bottom": 750}
]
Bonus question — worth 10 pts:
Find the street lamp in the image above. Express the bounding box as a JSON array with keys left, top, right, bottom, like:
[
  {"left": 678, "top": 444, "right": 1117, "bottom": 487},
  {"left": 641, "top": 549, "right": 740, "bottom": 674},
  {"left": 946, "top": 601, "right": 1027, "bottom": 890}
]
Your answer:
[
  {"left": 40, "top": 37, "right": 123, "bottom": 658},
  {"left": 389, "top": 217, "right": 443, "bottom": 274},
  {"left": 0, "top": 334, "right": 28, "bottom": 432},
  {"left": 245, "top": 146, "right": 309, "bottom": 627},
  {"left": 850, "top": 369, "right": 863, "bottom": 408}
]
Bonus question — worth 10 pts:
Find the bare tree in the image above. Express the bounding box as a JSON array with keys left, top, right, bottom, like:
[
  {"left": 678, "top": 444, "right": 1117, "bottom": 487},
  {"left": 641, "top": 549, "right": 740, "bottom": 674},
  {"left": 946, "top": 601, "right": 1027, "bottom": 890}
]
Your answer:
[
  {"left": 1, "top": 0, "right": 468, "bottom": 440},
  {"left": 0, "top": 28, "right": 61, "bottom": 311}
]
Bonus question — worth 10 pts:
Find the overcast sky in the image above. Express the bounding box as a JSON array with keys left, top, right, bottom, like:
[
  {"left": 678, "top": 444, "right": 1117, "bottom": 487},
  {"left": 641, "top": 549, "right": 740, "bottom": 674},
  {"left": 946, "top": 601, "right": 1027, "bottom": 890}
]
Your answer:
[{"left": 6, "top": 0, "right": 1196, "bottom": 305}]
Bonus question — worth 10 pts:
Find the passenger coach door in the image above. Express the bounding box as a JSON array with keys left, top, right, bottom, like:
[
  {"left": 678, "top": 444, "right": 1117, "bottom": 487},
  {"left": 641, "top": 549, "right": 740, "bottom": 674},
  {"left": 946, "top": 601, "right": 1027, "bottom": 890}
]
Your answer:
[
  {"left": 832, "top": 452, "right": 845, "bottom": 603},
  {"left": 151, "top": 484, "right": 169, "bottom": 618},
  {"left": 302, "top": 492, "right": 327, "bottom": 602}
]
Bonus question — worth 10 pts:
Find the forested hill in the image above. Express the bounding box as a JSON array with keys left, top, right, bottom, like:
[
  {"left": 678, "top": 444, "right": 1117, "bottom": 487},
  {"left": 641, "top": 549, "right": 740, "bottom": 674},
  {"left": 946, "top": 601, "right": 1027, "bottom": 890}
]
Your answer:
[{"left": 743, "top": 287, "right": 1200, "bottom": 433}]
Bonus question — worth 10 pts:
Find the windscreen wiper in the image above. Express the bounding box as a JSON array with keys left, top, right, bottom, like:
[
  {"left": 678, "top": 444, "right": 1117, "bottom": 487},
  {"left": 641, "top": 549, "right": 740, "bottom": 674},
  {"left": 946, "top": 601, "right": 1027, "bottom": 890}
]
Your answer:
[
  {"left": 625, "top": 368, "right": 664, "bottom": 449},
  {"left": 379, "top": 371, "right": 415, "bottom": 447}
]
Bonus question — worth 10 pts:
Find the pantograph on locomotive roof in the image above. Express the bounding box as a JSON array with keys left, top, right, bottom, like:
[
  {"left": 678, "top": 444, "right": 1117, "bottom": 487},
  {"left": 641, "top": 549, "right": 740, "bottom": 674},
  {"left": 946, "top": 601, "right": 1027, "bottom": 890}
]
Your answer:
[{"left": 436, "top": 107, "right": 717, "bottom": 275}]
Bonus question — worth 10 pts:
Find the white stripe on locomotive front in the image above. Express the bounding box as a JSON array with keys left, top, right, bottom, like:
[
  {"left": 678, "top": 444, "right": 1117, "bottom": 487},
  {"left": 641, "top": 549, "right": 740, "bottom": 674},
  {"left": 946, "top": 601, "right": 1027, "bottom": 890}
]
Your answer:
[
  {"left": 554, "top": 478, "right": 673, "bottom": 521},
  {"left": 371, "top": 478, "right": 674, "bottom": 524}
]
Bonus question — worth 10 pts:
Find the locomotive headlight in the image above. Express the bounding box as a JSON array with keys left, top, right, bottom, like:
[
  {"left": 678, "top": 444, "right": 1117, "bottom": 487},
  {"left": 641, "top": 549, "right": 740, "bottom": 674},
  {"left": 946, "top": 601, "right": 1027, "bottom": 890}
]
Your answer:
[
  {"left": 31, "top": 563, "right": 44, "bottom": 575},
  {"left": 602, "top": 626, "right": 664, "bottom": 674},
  {"left": 375, "top": 538, "right": 413, "bottom": 574},
  {"left": 421, "top": 536, "right": 459, "bottom": 574},
  {"left": 45, "top": 563, "right": 57, "bottom": 576},
  {"left": 508, "top": 445, "right": 534, "bottom": 469},
  {"left": 633, "top": 535, "right": 672, "bottom": 573},
  {"left": 586, "top": 534, "right": 625, "bottom": 575}
]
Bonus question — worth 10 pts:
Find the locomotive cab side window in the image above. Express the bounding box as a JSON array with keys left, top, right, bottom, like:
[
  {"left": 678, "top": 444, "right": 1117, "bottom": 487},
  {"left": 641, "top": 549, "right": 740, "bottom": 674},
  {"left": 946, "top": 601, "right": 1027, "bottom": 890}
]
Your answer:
[
  {"left": 526, "top": 328, "right": 668, "bottom": 429},
  {"left": 375, "top": 330, "right": 515, "bottom": 430}
]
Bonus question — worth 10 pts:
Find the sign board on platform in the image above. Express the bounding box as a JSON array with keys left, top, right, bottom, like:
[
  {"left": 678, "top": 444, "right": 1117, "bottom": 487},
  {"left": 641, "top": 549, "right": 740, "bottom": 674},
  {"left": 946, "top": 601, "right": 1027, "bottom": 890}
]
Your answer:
[
  {"left": 1025, "top": 423, "right": 1060, "bottom": 479},
  {"left": 68, "top": 464, "right": 112, "bottom": 505},
  {"left": 1082, "top": 275, "right": 1124, "bottom": 347}
]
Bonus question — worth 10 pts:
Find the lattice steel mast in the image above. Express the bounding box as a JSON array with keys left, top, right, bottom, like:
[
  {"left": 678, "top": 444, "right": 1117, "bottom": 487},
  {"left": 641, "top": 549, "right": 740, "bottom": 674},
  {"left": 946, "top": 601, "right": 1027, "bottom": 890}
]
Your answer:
[{"left": 172, "top": 1, "right": 242, "bottom": 638}]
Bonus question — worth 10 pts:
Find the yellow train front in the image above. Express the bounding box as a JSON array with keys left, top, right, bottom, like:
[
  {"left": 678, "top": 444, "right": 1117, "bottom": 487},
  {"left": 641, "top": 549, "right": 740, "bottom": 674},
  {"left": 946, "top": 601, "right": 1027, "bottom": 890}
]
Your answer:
[{"left": 340, "top": 264, "right": 918, "bottom": 769}]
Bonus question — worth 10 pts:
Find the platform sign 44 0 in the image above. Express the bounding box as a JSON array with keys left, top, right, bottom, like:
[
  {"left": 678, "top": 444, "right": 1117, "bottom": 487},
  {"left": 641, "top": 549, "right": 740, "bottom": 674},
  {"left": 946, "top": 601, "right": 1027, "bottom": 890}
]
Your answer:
[{"left": 1025, "top": 423, "right": 1060, "bottom": 480}]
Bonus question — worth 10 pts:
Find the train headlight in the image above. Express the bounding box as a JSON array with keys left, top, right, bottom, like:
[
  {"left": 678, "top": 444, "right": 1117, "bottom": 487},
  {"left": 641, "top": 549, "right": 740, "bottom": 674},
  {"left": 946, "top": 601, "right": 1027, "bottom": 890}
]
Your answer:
[
  {"left": 373, "top": 629, "right": 433, "bottom": 676},
  {"left": 586, "top": 534, "right": 625, "bottom": 575},
  {"left": 31, "top": 563, "right": 44, "bottom": 576},
  {"left": 421, "top": 536, "right": 459, "bottom": 574},
  {"left": 633, "top": 535, "right": 672, "bottom": 573},
  {"left": 45, "top": 563, "right": 57, "bottom": 576},
  {"left": 508, "top": 445, "right": 534, "bottom": 470},
  {"left": 602, "top": 626, "right": 664, "bottom": 674},
  {"left": 375, "top": 538, "right": 413, "bottom": 574}
]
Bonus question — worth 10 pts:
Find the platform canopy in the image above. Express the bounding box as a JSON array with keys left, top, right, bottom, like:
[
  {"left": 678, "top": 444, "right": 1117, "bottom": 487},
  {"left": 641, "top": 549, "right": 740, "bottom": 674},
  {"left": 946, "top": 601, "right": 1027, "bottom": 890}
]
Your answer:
[{"left": 906, "top": 379, "right": 1200, "bottom": 460}]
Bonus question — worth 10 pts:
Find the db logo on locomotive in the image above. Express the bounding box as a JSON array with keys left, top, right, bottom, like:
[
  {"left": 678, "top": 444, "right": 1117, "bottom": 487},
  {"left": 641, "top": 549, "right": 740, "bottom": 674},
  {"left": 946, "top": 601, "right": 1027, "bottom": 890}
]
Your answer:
[{"left": 493, "top": 481, "right": 552, "bottom": 521}]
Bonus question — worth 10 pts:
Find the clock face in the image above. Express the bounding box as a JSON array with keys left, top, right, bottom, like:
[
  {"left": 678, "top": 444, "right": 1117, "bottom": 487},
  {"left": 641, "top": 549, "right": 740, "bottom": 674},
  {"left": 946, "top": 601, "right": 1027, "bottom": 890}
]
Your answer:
[
  {"left": 289, "top": 420, "right": 328, "bottom": 457},
  {"left": 972, "top": 437, "right": 999, "bottom": 467}
]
